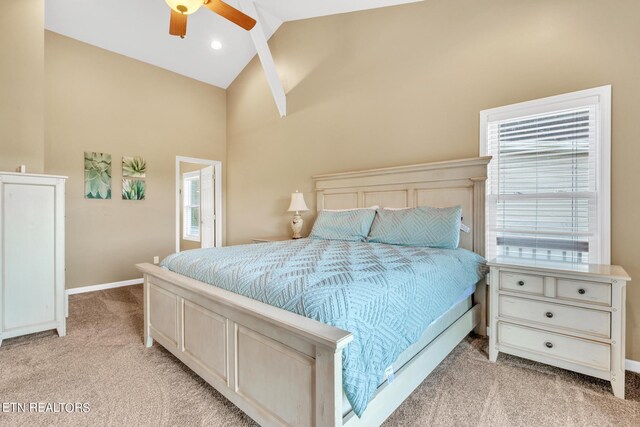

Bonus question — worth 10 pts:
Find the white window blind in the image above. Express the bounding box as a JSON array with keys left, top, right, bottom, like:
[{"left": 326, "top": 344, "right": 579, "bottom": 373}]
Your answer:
[{"left": 481, "top": 86, "right": 611, "bottom": 265}]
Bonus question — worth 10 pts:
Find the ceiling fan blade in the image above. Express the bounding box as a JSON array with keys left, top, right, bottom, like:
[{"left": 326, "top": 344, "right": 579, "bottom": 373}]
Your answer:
[
  {"left": 204, "top": 0, "right": 256, "bottom": 31},
  {"left": 169, "top": 9, "right": 188, "bottom": 38}
]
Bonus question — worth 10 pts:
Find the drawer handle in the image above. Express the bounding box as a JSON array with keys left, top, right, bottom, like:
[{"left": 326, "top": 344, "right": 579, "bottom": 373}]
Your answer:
[
  {"left": 545, "top": 312, "right": 554, "bottom": 318},
  {"left": 518, "top": 280, "right": 525, "bottom": 286},
  {"left": 578, "top": 288, "right": 586, "bottom": 295},
  {"left": 545, "top": 342, "right": 554, "bottom": 349}
]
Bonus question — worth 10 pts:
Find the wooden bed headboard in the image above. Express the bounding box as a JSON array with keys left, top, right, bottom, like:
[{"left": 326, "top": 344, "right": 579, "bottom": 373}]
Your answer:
[{"left": 312, "top": 156, "right": 492, "bottom": 256}]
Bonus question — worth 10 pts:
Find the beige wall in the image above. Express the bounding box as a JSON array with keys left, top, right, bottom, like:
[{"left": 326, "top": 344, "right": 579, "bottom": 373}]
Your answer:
[
  {"left": 227, "top": 0, "right": 640, "bottom": 359},
  {"left": 0, "top": 0, "right": 44, "bottom": 173},
  {"left": 45, "top": 32, "right": 226, "bottom": 289}
]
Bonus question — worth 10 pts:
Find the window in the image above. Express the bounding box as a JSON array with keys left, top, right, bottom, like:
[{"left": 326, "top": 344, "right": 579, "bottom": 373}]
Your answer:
[
  {"left": 480, "top": 86, "right": 611, "bottom": 265},
  {"left": 183, "top": 171, "right": 201, "bottom": 241}
]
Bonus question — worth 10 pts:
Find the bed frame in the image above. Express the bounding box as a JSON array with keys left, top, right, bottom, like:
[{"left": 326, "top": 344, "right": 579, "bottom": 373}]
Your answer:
[{"left": 136, "top": 156, "right": 491, "bottom": 427}]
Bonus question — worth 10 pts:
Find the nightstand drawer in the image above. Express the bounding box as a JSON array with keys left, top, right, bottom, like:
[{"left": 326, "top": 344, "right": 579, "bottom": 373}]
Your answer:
[
  {"left": 498, "top": 295, "right": 610, "bottom": 338},
  {"left": 498, "top": 323, "right": 610, "bottom": 371},
  {"left": 556, "top": 279, "right": 611, "bottom": 306},
  {"left": 499, "top": 271, "right": 544, "bottom": 295}
]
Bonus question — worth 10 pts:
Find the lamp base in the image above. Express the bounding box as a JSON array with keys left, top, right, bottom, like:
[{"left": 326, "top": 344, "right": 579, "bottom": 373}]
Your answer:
[{"left": 291, "top": 213, "right": 303, "bottom": 239}]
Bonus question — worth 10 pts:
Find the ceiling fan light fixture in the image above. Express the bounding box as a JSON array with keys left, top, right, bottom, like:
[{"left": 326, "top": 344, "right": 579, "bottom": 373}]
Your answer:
[
  {"left": 165, "top": 0, "right": 255, "bottom": 39},
  {"left": 165, "top": 0, "right": 204, "bottom": 15}
]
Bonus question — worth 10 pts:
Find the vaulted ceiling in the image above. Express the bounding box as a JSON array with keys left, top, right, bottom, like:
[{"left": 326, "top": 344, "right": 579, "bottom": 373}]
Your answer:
[{"left": 45, "top": 0, "right": 421, "bottom": 89}]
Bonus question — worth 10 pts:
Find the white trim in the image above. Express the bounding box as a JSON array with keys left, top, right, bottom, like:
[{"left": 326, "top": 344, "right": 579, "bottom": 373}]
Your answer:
[
  {"left": 597, "top": 86, "right": 612, "bottom": 264},
  {"left": 182, "top": 170, "right": 200, "bottom": 180},
  {"left": 238, "top": 0, "right": 286, "bottom": 117},
  {"left": 626, "top": 359, "right": 640, "bottom": 373},
  {"left": 480, "top": 85, "right": 612, "bottom": 264},
  {"left": 175, "top": 156, "right": 223, "bottom": 253},
  {"left": 66, "top": 278, "right": 143, "bottom": 296}
]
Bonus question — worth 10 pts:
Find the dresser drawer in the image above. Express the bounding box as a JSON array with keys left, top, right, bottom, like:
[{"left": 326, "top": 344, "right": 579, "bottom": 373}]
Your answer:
[
  {"left": 499, "top": 271, "right": 544, "bottom": 295},
  {"left": 498, "top": 323, "right": 610, "bottom": 371},
  {"left": 556, "top": 279, "right": 611, "bottom": 306},
  {"left": 498, "top": 295, "right": 611, "bottom": 338}
]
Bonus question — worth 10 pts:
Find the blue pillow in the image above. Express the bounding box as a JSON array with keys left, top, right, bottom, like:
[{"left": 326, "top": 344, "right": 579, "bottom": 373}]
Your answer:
[
  {"left": 368, "top": 206, "right": 462, "bottom": 248},
  {"left": 309, "top": 209, "right": 376, "bottom": 242}
]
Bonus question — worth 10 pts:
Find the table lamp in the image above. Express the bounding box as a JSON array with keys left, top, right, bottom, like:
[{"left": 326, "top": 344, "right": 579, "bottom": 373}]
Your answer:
[{"left": 287, "top": 191, "right": 309, "bottom": 239}]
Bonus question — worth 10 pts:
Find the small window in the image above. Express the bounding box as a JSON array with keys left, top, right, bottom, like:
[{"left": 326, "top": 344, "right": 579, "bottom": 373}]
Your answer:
[
  {"left": 183, "top": 171, "right": 200, "bottom": 241},
  {"left": 481, "top": 86, "right": 611, "bottom": 264}
]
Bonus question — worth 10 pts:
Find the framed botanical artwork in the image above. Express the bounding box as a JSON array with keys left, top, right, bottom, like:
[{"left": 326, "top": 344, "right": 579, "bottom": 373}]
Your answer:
[
  {"left": 84, "top": 152, "right": 112, "bottom": 199},
  {"left": 122, "top": 156, "right": 146, "bottom": 178},
  {"left": 122, "top": 155, "right": 146, "bottom": 200},
  {"left": 122, "top": 178, "right": 146, "bottom": 200}
]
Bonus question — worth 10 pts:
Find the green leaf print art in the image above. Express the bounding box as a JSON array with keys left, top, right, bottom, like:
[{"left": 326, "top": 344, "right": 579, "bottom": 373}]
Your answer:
[
  {"left": 122, "top": 156, "right": 146, "bottom": 178},
  {"left": 122, "top": 179, "right": 145, "bottom": 201},
  {"left": 84, "top": 152, "right": 112, "bottom": 199}
]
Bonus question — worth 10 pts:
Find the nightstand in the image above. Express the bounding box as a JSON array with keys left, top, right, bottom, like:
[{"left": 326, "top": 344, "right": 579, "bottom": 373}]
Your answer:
[
  {"left": 488, "top": 257, "right": 631, "bottom": 398},
  {"left": 251, "top": 236, "right": 293, "bottom": 243}
]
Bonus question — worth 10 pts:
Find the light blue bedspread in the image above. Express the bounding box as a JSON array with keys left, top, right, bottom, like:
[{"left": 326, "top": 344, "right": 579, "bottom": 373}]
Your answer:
[{"left": 161, "top": 239, "right": 486, "bottom": 417}]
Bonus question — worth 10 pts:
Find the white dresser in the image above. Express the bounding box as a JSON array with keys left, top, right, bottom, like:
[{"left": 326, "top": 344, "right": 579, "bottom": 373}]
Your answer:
[
  {"left": 0, "top": 172, "right": 67, "bottom": 346},
  {"left": 488, "top": 257, "right": 630, "bottom": 398}
]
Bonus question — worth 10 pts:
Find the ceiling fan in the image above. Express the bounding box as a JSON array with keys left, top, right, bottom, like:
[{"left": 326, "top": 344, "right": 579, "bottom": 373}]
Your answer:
[{"left": 165, "top": 0, "right": 256, "bottom": 38}]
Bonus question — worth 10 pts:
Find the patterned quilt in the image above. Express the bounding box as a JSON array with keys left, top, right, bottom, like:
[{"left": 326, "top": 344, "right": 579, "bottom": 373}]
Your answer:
[{"left": 161, "top": 239, "right": 486, "bottom": 417}]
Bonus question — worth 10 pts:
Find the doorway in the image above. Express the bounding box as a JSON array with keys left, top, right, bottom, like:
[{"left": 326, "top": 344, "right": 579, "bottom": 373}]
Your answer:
[{"left": 175, "top": 156, "right": 222, "bottom": 252}]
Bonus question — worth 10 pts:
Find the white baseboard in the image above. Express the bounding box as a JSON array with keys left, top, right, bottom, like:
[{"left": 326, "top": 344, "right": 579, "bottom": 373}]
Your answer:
[
  {"left": 66, "top": 278, "right": 143, "bottom": 296},
  {"left": 486, "top": 326, "right": 640, "bottom": 374},
  {"left": 626, "top": 359, "right": 640, "bottom": 373}
]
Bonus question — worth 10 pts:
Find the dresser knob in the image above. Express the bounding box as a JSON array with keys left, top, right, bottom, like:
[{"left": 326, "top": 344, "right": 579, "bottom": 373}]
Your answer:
[
  {"left": 545, "top": 312, "right": 554, "bottom": 318},
  {"left": 578, "top": 288, "right": 586, "bottom": 295},
  {"left": 518, "top": 280, "right": 525, "bottom": 286},
  {"left": 545, "top": 342, "right": 554, "bottom": 349}
]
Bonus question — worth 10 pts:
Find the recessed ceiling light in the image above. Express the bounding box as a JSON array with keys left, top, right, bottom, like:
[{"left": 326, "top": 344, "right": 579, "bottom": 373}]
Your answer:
[{"left": 211, "top": 40, "right": 222, "bottom": 50}]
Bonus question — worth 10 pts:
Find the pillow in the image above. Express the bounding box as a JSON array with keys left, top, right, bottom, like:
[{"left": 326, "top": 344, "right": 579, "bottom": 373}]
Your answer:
[
  {"left": 368, "top": 206, "right": 462, "bottom": 248},
  {"left": 309, "top": 209, "right": 376, "bottom": 242},
  {"left": 381, "top": 206, "right": 470, "bottom": 233}
]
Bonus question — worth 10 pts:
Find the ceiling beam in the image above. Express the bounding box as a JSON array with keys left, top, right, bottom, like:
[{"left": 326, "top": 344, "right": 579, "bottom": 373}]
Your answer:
[{"left": 238, "top": 0, "right": 286, "bottom": 117}]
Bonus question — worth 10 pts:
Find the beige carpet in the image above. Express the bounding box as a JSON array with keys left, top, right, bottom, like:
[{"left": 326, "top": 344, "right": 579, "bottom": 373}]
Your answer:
[{"left": 1, "top": 285, "right": 639, "bottom": 426}]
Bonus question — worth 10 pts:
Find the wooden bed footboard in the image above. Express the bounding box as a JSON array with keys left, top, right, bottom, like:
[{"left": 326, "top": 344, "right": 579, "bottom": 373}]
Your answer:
[
  {"left": 137, "top": 263, "right": 353, "bottom": 427},
  {"left": 137, "top": 263, "right": 486, "bottom": 427}
]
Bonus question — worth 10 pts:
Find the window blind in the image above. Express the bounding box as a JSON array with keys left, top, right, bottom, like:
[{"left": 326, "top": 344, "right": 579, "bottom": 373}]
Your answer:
[{"left": 485, "top": 103, "right": 602, "bottom": 264}]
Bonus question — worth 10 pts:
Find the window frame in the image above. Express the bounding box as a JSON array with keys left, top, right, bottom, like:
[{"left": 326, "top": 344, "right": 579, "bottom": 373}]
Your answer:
[
  {"left": 480, "top": 85, "right": 611, "bottom": 264},
  {"left": 182, "top": 170, "right": 201, "bottom": 242}
]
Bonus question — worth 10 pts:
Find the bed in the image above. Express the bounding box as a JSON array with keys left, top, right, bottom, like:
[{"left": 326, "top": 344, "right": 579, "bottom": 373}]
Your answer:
[{"left": 136, "top": 156, "right": 491, "bottom": 427}]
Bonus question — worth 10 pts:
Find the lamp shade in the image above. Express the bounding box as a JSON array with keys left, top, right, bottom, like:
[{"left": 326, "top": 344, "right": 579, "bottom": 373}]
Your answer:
[
  {"left": 287, "top": 191, "right": 309, "bottom": 212},
  {"left": 165, "top": 0, "right": 203, "bottom": 14}
]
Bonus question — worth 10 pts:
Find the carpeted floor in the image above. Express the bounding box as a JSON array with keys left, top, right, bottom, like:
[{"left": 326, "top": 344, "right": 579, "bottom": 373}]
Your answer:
[{"left": 0, "top": 285, "right": 639, "bottom": 426}]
